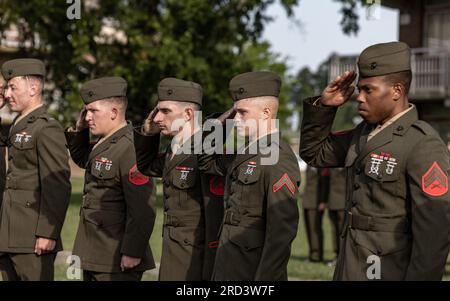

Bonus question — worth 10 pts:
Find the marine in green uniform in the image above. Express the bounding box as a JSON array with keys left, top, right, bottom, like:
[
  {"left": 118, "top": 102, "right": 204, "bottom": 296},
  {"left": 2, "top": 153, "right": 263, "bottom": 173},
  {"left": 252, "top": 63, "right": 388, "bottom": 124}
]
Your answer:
[
  {"left": 65, "top": 77, "right": 156, "bottom": 281},
  {"left": 300, "top": 42, "right": 450, "bottom": 280},
  {"left": 198, "top": 71, "right": 300, "bottom": 281},
  {"left": 0, "top": 58, "right": 71, "bottom": 281},
  {"left": 133, "top": 78, "right": 224, "bottom": 281},
  {"left": 302, "top": 166, "right": 329, "bottom": 262}
]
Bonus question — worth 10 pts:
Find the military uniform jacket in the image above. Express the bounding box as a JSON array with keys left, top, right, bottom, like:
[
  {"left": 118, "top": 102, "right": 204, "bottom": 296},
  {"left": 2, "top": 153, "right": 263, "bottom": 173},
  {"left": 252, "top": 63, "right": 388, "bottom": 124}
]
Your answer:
[
  {"left": 300, "top": 98, "right": 450, "bottom": 280},
  {"left": 0, "top": 106, "right": 71, "bottom": 253},
  {"left": 134, "top": 131, "right": 224, "bottom": 281},
  {"left": 198, "top": 132, "right": 300, "bottom": 281},
  {"left": 65, "top": 124, "right": 156, "bottom": 273},
  {"left": 302, "top": 166, "right": 329, "bottom": 210}
]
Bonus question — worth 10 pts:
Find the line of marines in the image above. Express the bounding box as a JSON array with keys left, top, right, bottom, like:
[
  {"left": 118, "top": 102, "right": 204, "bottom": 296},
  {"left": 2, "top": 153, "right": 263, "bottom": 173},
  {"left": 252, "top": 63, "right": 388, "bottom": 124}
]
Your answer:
[{"left": 0, "top": 41, "right": 448, "bottom": 281}]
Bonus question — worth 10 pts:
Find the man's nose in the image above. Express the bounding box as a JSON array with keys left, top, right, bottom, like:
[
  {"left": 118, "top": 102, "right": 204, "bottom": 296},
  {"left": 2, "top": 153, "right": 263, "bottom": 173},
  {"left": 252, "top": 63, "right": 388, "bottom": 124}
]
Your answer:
[
  {"left": 4, "top": 87, "right": 12, "bottom": 99},
  {"left": 153, "top": 112, "right": 163, "bottom": 123},
  {"left": 356, "top": 92, "right": 364, "bottom": 103}
]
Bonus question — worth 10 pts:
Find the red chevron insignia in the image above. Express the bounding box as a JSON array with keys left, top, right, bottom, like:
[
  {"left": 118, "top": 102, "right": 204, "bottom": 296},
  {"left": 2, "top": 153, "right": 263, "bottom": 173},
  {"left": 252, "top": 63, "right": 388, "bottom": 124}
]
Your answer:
[
  {"left": 209, "top": 176, "right": 225, "bottom": 196},
  {"left": 128, "top": 164, "right": 150, "bottom": 186},
  {"left": 273, "top": 173, "right": 296, "bottom": 195},
  {"left": 422, "top": 162, "right": 448, "bottom": 197}
]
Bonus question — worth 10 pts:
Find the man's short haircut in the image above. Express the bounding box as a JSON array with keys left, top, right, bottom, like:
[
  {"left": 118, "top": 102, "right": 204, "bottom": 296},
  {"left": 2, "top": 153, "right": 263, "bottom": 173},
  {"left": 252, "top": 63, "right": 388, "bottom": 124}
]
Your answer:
[
  {"left": 23, "top": 75, "right": 44, "bottom": 95},
  {"left": 382, "top": 70, "right": 412, "bottom": 94},
  {"left": 105, "top": 96, "right": 128, "bottom": 114}
]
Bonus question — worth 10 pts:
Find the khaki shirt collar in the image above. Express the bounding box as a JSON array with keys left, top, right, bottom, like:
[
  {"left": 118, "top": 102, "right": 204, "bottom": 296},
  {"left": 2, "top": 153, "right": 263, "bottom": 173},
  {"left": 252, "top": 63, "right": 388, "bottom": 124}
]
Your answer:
[
  {"left": 367, "top": 104, "right": 415, "bottom": 141},
  {"left": 92, "top": 121, "right": 128, "bottom": 150},
  {"left": 13, "top": 104, "right": 44, "bottom": 126}
]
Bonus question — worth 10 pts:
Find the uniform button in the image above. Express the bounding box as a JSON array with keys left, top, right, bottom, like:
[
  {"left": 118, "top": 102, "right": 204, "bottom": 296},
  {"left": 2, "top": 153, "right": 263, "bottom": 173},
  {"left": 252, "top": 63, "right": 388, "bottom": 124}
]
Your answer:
[
  {"left": 244, "top": 178, "right": 248, "bottom": 183},
  {"left": 396, "top": 125, "right": 404, "bottom": 131},
  {"left": 26, "top": 201, "right": 31, "bottom": 207},
  {"left": 352, "top": 201, "right": 357, "bottom": 206},
  {"left": 8, "top": 155, "right": 12, "bottom": 160},
  {"left": 6, "top": 176, "right": 10, "bottom": 181},
  {"left": 353, "top": 183, "right": 360, "bottom": 190},
  {"left": 181, "top": 183, "right": 185, "bottom": 188},
  {"left": 377, "top": 174, "right": 383, "bottom": 180},
  {"left": 183, "top": 239, "right": 189, "bottom": 245},
  {"left": 355, "top": 167, "right": 361, "bottom": 175}
]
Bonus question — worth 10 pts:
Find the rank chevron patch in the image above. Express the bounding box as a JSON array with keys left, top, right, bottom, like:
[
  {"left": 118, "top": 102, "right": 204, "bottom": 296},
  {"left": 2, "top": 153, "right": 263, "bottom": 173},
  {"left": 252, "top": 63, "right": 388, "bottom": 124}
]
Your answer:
[
  {"left": 209, "top": 176, "right": 224, "bottom": 196},
  {"left": 273, "top": 173, "right": 296, "bottom": 195},
  {"left": 422, "top": 162, "right": 448, "bottom": 197},
  {"left": 129, "top": 164, "right": 150, "bottom": 186}
]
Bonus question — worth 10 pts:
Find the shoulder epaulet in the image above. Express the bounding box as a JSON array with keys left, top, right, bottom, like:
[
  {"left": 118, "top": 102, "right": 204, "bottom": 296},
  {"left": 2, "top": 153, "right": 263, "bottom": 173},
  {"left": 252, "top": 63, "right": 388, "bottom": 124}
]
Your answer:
[{"left": 411, "top": 120, "right": 437, "bottom": 136}]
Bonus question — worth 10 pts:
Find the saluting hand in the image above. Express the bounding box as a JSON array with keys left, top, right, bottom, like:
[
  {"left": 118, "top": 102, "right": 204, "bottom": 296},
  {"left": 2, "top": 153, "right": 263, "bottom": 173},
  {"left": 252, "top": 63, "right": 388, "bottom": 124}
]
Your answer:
[
  {"left": 216, "top": 107, "right": 236, "bottom": 124},
  {"left": 75, "top": 106, "right": 89, "bottom": 131},
  {"left": 34, "top": 237, "right": 56, "bottom": 255},
  {"left": 319, "top": 70, "right": 357, "bottom": 107},
  {"left": 142, "top": 107, "right": 161, "bottom": 136},
  {"left": 120, "top": 255, "right": 142, "bottom": 271}
]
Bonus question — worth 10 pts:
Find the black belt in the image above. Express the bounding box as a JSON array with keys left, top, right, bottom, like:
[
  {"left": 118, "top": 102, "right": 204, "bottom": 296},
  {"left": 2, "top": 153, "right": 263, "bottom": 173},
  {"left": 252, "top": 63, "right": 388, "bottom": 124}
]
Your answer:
[
  {"left": 223, "top": 210, "right": 264, "bottom": 230},
  {"left": 163, "top": 212, "right": 202, "bottom": 227},
  {"left": 347, "top": 212, "right": 410, "bottom": 233}
]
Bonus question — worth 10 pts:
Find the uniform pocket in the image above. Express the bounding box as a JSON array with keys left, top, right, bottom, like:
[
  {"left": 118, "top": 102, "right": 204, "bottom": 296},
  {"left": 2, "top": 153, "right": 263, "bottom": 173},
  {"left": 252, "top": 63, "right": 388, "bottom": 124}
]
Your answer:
[
  {"left": 90, "top": 159, "right": 117, "bottom": 187},
  {"left": 80, "top": 208, "right": 125, "bottom": 265},
  {"left": 236, "top": 167, "right": 261, "bottom": 207},
  {"left": 11, "top": 132, "right": 35, "bottom": 150},
  {"left": 363, "top": 155, "right": 401, "bottom": 198},
  {"left": 172, "top": 169, "right": 197, "bottom": 190},
  {"left": 8, "top": 193, "right": 40, "bottom": 248},
  {"left": 228, "top": 226, "right": 265, "bottom": 252},
  {"left": 83, "top": 208, "right": 125, "bottom": 228},
  {"left": 349, "top": 229, "right": 411, "bottom": 280},
  {"left": 351, "top": 229, "right": 410, "bottom": 256},
  {"left": 168, "top": 226, "right": 205, "bottom": 248}
]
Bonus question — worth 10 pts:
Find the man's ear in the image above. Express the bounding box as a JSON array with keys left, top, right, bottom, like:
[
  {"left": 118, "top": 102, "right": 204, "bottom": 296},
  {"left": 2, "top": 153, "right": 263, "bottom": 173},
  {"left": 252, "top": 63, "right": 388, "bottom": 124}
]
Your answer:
[
  {"left": 184, "top": 107, "right": 194, "bottom": 121},
  {"left": 392, "top": 83, "right": 404, "bottom": 101},
  {"left": 261, "top": 107, "right": 271, "bottom": 120},
  {"left": 28, "top": 82, "right": 39, "bottom": 98},
  {"left": 111, "top": 107, "right": 118, "bottom": 120}
]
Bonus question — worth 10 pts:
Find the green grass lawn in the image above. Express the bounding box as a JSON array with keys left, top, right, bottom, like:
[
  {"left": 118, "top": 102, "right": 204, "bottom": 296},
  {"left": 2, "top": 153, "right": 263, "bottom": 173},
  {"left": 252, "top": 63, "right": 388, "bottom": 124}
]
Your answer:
[{"left": 2, "top": 176, "right": 449, "bottom": 281}]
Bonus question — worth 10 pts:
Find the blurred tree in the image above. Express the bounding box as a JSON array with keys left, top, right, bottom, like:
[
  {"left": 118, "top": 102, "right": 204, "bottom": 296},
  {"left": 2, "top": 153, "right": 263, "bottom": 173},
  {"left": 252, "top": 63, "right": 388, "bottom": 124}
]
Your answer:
[
  {"left": 0, "top": 0, "right": 366, "bottom": 128},
  {"left": 0, "top": 0, "right": 299, "bottom": 127},
  {"left": 333, "top": 0, "right": 372, "bottom": 35}
]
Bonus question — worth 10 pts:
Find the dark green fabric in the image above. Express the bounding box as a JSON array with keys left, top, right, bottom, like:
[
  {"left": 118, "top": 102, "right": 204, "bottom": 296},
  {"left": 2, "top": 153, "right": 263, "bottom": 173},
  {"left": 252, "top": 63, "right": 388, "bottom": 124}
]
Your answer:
[
  {"left": 80, "top": 77, "right": 127, "bottom": 104},
  {"left": 229, "top": 71, "right": 281, "bottom": 101},
  {"left": 1, "top": 58, "right": 45, "bottom": 80},
  {"left": 358, "top": 41, "right": 411, "bottom": 77}
]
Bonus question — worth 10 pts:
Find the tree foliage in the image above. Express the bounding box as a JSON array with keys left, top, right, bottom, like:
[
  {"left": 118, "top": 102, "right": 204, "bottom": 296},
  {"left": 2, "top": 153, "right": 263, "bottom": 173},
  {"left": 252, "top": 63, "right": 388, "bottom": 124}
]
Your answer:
[{"left": 0, "top": 0, "right": 363, "bottom": 127}]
